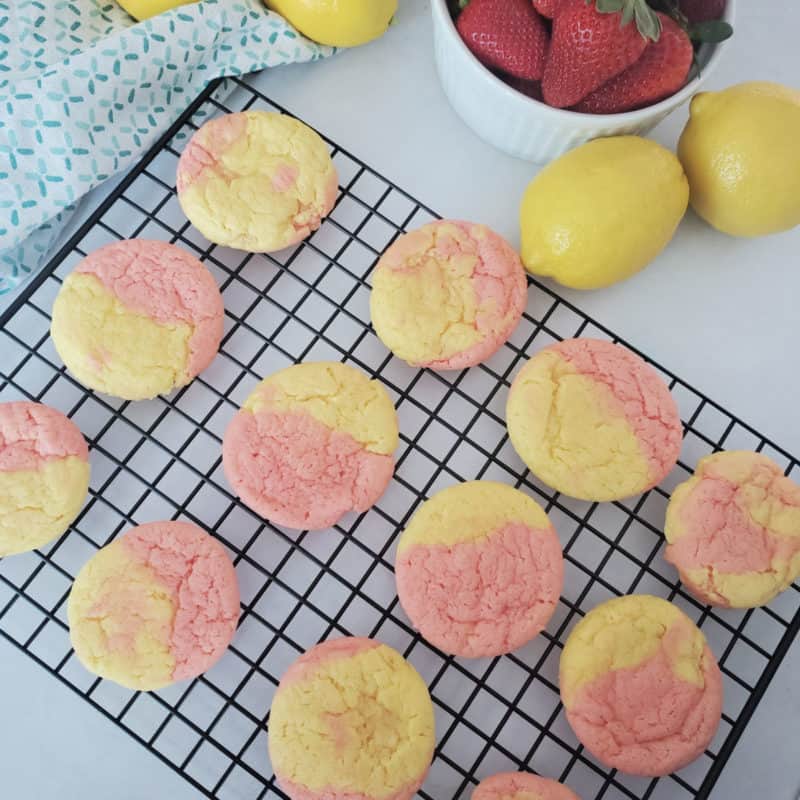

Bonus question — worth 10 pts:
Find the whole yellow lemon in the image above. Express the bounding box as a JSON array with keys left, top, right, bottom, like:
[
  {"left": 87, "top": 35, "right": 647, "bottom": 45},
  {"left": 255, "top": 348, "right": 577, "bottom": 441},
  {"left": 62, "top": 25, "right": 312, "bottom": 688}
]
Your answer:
[
  {"left": 117, "top": 0, "right": 196, "bottom": 21},
  {"left": 519, "top": 137, "right": 689, "bottom": 290},
  {"left": 265, "top": 0, "right": 397, "bottom": 47},
  {"left": 678, "top": 82, "right": 800, "bottom": 238}
]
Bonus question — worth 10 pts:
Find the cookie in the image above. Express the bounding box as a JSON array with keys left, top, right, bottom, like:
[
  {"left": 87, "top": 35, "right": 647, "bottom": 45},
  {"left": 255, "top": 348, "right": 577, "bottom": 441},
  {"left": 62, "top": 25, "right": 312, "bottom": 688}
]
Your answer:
[
  {"left": 473, "top": 772, "right": 580, "bottom": 800},
  {"left": 560, "top": 595, "right": 723, "bottom": 777},
  {"left": 395, "top": 481, "right": 563, "bottom": 658},
  {"left": 370, "top": 221, "right": 527, "bottom": 370},
  {"left": 177, "top": 110, "right": 338, "bottom": 252},
  {"left": 665, "top": 450, "right": 800, "bottom": 608},
  {"left": 268, "top": 637, "right": 435, "bottom": 800},
  {"left": 68, "top": 521, "right": 239, "bottom": 691},
  {"left": 223, "top": 362, "right": 398, "bottom": 530},
  {"left": 506, "top": 338, "right": 682, "bottom": 502},
  {"left": 51, "top": 239, "right": 223, "bottom": 401},
  {"left": 0, "top": 401, "right": 90, "bottom": 557}
]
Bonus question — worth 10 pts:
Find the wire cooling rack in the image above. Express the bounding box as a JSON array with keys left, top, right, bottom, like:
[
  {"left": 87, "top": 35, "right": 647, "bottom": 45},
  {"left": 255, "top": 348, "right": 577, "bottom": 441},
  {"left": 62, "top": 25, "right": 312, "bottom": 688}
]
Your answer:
[{"left": 1, "top": 75, "right": 799, "bottom": 800}]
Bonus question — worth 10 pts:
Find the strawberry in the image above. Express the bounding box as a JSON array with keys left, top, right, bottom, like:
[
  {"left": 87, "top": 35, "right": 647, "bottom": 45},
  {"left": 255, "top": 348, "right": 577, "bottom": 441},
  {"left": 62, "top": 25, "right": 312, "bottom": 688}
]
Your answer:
[
  {"left": 679, "top": 0, "right": 725, "bottom": 23},
  {"left": 574, "top": 13, "right": 692, "bottom": 114},
  {"left": 456, "top": 0, "right": 549, "bottom": 82},
  {"left": 532, "top": 0, "right": 563, "bottom": 19},
  {"left": 542, "top": 0, "right": 660, "bottom": 109}
]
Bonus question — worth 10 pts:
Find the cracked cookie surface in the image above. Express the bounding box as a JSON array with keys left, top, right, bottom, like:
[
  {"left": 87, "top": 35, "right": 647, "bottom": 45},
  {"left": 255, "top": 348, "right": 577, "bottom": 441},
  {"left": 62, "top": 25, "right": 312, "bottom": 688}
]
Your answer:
[
  {"left": 370, "top": 221, "right": 527, "bottom": 370},
  {"left": 222, "top": 362, "right": 398, "bottom": 531},
  {"left": 268, "top": 637, "right": 435, "bottom": 800},
  {"left": 395, "top": 481, "right": 563, "bottom": 658},
  {"left": 177, "top": 110, "right": 338, "bottom": 253},
  {"left": 560, "top": 595, "right": 722, "bottom": 777},
  {"left": 473, "top": 771, "right": 580, "bottom": 800},
  {"left": 506, "top": 338, "right": 682, "bottom": 502},
  {"left": 665, "top": 450, "right": 800, "bottom": 608},
  {"left": 68, "top": 520, "right": 239, "bottom": 691},
  {"left": 50, "top": 239, "right": 223, "bottom": 400},
  {"left": 0, "top": 401, "right": 90, "bottom": 557}
]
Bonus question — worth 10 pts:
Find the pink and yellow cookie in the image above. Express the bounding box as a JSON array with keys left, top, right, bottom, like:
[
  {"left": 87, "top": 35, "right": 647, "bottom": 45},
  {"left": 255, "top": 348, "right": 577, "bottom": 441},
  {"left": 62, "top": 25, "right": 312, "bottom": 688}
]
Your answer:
[
  {"left": 369, "top": 220, "right": 527, "bottom": 370},
  {"left": 223, "top": 362, "right": 398, "bottom": 530},
  {"left": 268, "top": 637, "right": 435, "bottom": 800},
  {"left": 560, "top": 595, "right": 723, "bottom": 777},
  {"left": 68, "top": 520, "right": 239, "bottom": 691},
  {"left": 665, "top": 451, "right": 800, "bottom": 608},
  {"left": 506, "top": 338, "right": 682, "bottom": 502},
  {"left": 51, "top": 239, "right": 223, "bottom": 401},
  {"left": 0, "top": 401, "right": 90, "bottom": 557},
  {"left": 177, "top": 110, "right": 338, "bottom": 252},
  {"left": 473, "top": 772, "right": 580, "bottom": 800},
  {"left": 395, "top": 481, "right": 563, "bottom": 658}
]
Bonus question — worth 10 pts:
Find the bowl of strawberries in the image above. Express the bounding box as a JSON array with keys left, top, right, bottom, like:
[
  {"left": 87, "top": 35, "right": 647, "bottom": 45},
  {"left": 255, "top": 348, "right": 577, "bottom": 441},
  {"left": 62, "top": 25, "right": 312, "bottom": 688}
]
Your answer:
[{"left": 432, "top": 0, "right": 735, "bottom": 162}]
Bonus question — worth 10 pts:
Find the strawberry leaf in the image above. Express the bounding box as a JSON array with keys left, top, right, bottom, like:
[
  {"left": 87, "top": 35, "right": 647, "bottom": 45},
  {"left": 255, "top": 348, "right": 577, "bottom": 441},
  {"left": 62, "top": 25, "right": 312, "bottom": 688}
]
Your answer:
[
  {"left": 621, "top": 3, "right": 635, "bottom": 25},
  {"left": 633, "top": 0, "right": 661, "bottom": 40},
  {"left": 689, "top": 20, "right": 733, "bottom": 43},
  {"left": 594, "top": 0, "right": 661, "bottom": 40},
  {"left": 595, "top": 0, "right": 625, "bottom": 12}
]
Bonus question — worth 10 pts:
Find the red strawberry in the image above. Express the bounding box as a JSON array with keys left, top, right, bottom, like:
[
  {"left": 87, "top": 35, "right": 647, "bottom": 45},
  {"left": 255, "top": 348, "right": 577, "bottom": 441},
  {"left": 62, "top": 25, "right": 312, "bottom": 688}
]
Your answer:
[
  {"left": 457, "top": 0, "right": 549, "bottom": 82},
  {"left": 679, "top": 0, "right": 725, "bottom": 23},
  {"left": 532, "top": 0, "right": 563, "bottom": 19},
  {"left": 542, "top": 0, "right": 658, "bottom": 109},
  {"left": 574, "top": 13, "right": 692, "bottom": 114}
]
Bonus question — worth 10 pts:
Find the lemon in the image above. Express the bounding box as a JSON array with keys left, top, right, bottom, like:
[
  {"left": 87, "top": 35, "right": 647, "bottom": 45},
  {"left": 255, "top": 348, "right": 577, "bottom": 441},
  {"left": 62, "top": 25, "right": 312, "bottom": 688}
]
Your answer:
[
  {"left": 117, "top": 0, "right": 195, "bottom": 20},
  {"left": 519, "top": 136, "right": 689, "bottom": 290},
  {"left": 265, "top": 0, "right": 397, "bottom": 47},
  {"left": 678, "top": 82, "right": 800, "bottom": 238}
]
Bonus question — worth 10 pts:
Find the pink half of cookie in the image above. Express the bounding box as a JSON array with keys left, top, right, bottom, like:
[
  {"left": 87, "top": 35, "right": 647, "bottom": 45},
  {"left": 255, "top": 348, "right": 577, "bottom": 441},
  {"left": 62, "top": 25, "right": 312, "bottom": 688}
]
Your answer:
[
  {"left": 565, "top": 621, "right": 723, "bottom": 776},
  {"left": 396, "top": 521, "right": 563, "bottom": 658},
  {"left": 473, "top": 772, "right": 580, "bottom": 800},
  {"left": 76, "top": 239, "right": 224, "bottom": 377},
  {"left": 554, "top": 338, "right": 683, "bottom": 485},
  {"left": 0, "top": 401, "right": 88, "bottom": 472},
  {"left": 116, "top": 521, "right": 239, "bottom": 681},
  {"left": 222, "top": 408, "right": 394, "bottom": 531}
]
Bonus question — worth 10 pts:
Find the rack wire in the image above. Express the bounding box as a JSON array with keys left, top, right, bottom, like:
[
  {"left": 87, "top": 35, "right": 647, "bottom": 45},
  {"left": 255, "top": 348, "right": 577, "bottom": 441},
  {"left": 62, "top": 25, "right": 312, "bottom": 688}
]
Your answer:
[{"left": 1, "top": 75, "right": 798, "bottom": 800}]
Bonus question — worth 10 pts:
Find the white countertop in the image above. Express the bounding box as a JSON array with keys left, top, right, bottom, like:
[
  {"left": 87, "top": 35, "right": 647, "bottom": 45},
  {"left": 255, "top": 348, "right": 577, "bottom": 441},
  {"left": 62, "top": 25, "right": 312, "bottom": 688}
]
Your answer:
[{"left": 2, "top": 0, "right": 799, "bottom": 797}]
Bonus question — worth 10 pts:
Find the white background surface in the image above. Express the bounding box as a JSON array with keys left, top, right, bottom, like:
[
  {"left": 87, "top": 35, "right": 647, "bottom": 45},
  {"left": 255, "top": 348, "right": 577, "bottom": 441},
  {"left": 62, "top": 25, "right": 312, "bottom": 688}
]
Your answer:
[{"left": 2, "top": 0, "right": 799, "bottom": 797}]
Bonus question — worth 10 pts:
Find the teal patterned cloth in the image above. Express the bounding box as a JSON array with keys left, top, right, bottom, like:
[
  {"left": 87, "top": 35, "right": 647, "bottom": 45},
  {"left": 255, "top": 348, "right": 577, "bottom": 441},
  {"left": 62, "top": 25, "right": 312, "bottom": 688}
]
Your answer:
[{"left": 0, "top": 0, "right": 333, "bottom": 297}]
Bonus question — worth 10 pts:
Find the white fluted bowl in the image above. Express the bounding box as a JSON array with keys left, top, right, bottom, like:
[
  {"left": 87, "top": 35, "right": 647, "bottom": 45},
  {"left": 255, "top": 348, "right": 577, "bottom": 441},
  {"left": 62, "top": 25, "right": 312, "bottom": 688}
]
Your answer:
[{"left": 431, "top": 0, "right": 736, "bottom": 163}]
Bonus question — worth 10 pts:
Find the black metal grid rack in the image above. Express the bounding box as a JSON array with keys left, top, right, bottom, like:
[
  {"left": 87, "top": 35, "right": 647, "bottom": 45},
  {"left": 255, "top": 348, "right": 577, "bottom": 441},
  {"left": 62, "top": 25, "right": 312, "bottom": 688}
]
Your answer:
[{"left": 1, "top": 75, "right": 798, "bottom": 800}]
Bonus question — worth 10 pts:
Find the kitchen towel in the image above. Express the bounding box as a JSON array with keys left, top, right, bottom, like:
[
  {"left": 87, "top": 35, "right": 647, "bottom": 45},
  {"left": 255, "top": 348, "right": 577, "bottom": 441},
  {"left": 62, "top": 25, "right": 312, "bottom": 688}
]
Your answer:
[{"left": 0, "top": 0, "right": 333, "bottom": 298}]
